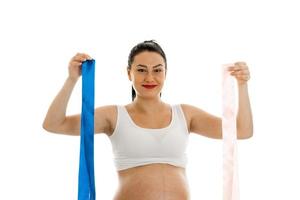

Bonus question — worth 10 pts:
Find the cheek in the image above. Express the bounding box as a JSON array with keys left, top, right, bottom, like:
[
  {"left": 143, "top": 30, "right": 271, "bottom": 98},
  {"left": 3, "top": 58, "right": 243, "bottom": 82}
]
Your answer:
[
  {"left": 133, "top": 74, "right": 143, "bottom": 80},
  {"left": 131, "top": 75, "right": 143, "bottom": 83},
  {"left": 159, "top": 74, "right": 166, "bottom": 80}
]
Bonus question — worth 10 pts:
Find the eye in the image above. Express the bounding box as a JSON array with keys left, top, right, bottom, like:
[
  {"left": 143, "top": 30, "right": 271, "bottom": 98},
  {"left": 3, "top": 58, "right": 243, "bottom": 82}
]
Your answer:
[
  {"left": 154, "top": 69, "right": 162, "bottom": 72},
  {"left": 137, "top": 69, "right": 146, "bottom": 72}
]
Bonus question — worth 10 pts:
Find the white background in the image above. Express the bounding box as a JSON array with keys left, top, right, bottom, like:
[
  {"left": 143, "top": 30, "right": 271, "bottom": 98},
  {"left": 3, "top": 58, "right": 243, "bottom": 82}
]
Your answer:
[{"left": 1, "top": 0, "right": 299, "bottom": 199}]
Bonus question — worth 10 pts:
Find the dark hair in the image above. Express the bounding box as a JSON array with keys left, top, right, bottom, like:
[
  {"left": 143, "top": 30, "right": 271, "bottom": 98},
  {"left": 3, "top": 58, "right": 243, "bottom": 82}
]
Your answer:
[{"left": 127, "top": 40, "right": 167, "bottom": 101}]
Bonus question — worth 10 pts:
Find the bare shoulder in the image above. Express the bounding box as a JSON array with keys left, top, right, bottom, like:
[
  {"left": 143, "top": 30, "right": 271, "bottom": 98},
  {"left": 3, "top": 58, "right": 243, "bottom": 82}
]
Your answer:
[
  {"left": 179, "top": 103, "right": 201, "bottom": 120},
  {"left": 180, "top": 103, "right": 222, "bottom": 139},
  {"left": 179, "top": 103, "right": 197, "bottom": 117},
  {"left": 180, "top": 103, "right": 208, "bottom": 117},
  {"left": 94, "top": 104, "right": 117, "bottom": 135}
]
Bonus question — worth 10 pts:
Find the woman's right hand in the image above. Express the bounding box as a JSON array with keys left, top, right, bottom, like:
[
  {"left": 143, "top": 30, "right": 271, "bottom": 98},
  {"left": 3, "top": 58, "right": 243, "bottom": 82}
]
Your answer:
[{"left": 68, "top": 53, "right": 93, "bottom": 80}]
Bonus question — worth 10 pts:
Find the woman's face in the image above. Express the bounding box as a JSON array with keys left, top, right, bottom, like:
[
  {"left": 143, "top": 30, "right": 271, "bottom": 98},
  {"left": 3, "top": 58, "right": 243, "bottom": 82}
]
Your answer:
[{"left": 128, "top": 51, "right": 166, "bottom": 99}]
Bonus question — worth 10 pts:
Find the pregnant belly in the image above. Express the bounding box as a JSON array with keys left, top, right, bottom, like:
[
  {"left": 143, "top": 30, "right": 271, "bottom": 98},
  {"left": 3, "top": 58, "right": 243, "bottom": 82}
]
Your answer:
[{"left": 113, "top": 163, "right": 191, "bottom": 200}]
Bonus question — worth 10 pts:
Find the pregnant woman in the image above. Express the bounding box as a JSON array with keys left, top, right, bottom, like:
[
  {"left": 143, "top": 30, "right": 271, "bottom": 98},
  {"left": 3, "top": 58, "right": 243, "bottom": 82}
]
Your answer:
[{"left": 42, "top": 40, "right": 253, "bottom": 200}]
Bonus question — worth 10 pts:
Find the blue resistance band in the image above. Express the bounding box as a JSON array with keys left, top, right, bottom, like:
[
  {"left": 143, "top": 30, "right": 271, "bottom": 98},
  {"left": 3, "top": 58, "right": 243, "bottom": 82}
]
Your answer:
[{"left": 78, "top": 59, "right": 96, "bottom": 200}]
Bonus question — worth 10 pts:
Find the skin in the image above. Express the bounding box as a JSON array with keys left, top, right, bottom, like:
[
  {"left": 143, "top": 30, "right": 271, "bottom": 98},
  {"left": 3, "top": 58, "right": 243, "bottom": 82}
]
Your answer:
[
  {"left": 115, "top": 52, "right": 253, "bottom": 199},
  {"left": 127, "top": 51, "right": 168, "bottom": 114},
  {"left": 42, "top": 51, "right": 253, "bottom": 200},
  {"left": 114, "top": 51, "right": 191, "bottom": 200}
]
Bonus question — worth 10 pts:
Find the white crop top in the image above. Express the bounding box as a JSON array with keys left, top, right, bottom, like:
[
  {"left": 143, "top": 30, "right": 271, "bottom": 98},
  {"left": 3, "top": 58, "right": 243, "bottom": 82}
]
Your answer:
[{"left": 108, "top": 104, "right": 190, "bottom": 171}]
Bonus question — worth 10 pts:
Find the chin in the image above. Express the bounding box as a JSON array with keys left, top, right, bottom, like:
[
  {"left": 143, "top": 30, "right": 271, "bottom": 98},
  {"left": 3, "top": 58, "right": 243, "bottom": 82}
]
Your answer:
[{"left": 139, "top": 93, "right": 161, "bottom": 99}]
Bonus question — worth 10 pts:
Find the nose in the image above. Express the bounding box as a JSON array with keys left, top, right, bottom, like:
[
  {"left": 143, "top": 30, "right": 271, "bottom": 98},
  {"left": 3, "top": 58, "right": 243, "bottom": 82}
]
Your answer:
[{"left": 144, "top": 72, "right": 155, "bottom": 81}]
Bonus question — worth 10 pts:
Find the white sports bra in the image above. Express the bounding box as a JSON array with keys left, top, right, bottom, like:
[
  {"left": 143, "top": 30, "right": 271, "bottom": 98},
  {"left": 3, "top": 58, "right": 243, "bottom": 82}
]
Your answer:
[{"left": 108, "top": 104, "right": 190, "bottom": 171}]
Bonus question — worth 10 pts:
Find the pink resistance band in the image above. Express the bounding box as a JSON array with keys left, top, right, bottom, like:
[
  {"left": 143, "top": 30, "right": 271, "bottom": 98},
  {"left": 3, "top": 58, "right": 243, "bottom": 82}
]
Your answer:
[{"left": 222, "top": 64, "right": 240, "bottom": 200}]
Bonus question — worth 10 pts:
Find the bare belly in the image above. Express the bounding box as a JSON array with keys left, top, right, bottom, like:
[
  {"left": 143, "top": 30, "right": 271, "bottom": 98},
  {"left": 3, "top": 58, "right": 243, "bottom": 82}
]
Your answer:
[{"left": 112, "top": 163, "right": 190, "bottom": 200}]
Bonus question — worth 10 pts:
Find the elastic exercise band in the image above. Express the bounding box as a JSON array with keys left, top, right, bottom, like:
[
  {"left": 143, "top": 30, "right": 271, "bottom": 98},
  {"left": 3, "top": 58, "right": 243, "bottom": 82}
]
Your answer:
[
  {"left": 78, "top": 59, "right": 96, "bottom": 200},
  {"left": 222, "top": 64, "right": 240, "bottom": 200}
]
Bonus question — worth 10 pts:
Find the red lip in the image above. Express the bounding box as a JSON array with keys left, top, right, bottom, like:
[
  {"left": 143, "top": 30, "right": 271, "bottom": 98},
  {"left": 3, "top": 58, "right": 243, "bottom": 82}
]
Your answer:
[{"left": 142, "top": 85, "right": 157, "bottom": 89}]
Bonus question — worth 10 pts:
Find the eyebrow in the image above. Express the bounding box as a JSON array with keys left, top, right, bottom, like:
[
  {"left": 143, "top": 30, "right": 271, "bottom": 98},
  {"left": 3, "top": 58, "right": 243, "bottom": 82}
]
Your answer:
[{"left": 136, "top": 64, "right": 163, "bottom": 68}]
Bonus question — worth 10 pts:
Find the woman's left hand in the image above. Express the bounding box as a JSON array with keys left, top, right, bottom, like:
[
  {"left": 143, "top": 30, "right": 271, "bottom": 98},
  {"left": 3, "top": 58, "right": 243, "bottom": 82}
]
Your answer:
[{"left": 228, "top": 61, "right": 250, "bottom": 86}]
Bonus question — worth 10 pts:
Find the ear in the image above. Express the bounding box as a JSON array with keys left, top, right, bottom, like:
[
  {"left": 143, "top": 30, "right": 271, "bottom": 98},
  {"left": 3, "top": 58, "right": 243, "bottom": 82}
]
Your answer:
[{"left": 127, "top": 68, "right": 132, "bottom": 81}]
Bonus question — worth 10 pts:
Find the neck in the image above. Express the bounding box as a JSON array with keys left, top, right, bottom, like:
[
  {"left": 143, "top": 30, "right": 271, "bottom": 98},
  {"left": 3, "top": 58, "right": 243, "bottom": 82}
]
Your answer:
[{"left": 132, "top": 96, "right": 166, "bottom": 114}]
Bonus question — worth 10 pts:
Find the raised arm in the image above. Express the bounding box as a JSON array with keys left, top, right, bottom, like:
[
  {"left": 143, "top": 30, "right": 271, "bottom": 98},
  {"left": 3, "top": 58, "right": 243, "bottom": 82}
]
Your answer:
[{"left": 42, "top": 53, "right": 92, "bottom": 136}]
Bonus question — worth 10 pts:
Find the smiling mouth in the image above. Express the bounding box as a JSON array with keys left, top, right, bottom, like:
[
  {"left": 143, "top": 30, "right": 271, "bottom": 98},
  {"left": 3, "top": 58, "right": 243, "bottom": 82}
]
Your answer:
[{"left": 142, "top": 85, "right": 157, "bottom": 89}]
